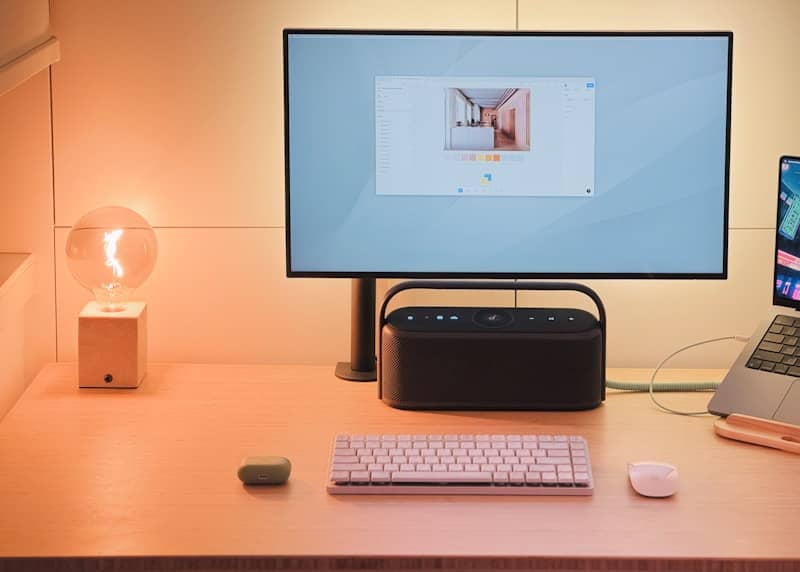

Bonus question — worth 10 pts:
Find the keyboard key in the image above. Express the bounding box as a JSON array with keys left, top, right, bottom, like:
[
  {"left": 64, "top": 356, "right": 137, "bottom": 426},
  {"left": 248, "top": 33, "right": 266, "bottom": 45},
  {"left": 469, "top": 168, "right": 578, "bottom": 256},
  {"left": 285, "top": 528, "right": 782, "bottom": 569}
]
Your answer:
[
  {"left": 332, "top": 463, "right": 367, "bottom": 471},
  {"left": 391, "top": 471, "right": 494, "bottom": 484},
  {"left": 540, "top": 442, "right": 568, "bottom": 449},
  {"left": 759, "top": 341, "right": 783, "bottom": 352},
  {"left": 539, "top": 457, "right": 571, "bottom": 465},
  {"left": 529, "top": 464, "right": 555, "bottom": 472},
  {"left": 754, "top": 349, "right": 783, "bottom": 362},
  {"left": 764, "top": 333, "right": 785, "bottom": 344},
  {"left": 493, "top": 473, "right": 509, "bottom": 484}
]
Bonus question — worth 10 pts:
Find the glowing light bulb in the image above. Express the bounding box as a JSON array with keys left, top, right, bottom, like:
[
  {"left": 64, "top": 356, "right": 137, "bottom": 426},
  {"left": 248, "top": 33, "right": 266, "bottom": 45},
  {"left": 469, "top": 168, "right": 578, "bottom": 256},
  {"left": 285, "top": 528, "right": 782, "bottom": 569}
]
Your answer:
[{"left": 66, "top": 206, "right": 158, "bottom": 312}]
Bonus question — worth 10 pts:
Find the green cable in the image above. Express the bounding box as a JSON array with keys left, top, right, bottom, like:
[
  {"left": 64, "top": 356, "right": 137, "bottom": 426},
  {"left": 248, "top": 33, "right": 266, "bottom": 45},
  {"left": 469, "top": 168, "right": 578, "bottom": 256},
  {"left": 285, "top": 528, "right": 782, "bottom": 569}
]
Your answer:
[
  {"left": 606, "top": 379, "right": 720, "bottom": 392},
  {"left": 608, "top": 335, "right": 749, "bottom": 416}
]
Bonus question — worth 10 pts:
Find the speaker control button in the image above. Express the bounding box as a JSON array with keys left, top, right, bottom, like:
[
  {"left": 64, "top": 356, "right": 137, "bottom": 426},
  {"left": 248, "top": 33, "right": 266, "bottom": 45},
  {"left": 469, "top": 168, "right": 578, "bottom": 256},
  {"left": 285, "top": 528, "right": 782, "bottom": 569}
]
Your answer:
[{"left": 473, "top": 309, "right": 513, "bottom": 328}]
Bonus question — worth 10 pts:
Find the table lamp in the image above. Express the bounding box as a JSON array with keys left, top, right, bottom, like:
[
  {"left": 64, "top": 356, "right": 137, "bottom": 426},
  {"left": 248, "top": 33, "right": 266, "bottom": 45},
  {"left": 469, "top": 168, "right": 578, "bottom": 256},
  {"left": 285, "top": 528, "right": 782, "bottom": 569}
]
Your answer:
[{"left": 66, "top": 206, "right": 158, "bottom": 388}]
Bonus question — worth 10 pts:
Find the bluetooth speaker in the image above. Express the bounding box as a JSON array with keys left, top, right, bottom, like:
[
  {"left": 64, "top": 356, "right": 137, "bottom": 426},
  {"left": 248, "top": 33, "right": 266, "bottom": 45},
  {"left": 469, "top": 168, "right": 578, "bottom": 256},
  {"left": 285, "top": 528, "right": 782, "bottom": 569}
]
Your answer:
[{"left": 378, "top": 281, "right": 606, "bottom": 410}]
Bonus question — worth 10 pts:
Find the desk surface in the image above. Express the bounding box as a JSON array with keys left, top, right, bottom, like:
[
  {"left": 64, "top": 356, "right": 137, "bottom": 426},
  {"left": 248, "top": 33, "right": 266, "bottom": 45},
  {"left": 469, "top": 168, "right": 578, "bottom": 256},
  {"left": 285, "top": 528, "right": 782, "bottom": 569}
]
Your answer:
[{"left": 0, "top": 363, "right": 798, "bottom": 571}]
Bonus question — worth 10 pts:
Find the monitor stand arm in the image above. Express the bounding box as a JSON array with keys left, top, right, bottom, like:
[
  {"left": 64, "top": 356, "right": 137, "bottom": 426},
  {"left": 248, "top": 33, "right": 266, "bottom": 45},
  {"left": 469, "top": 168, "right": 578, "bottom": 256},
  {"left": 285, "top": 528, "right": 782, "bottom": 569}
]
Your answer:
[{"left": 335, "top": 277, "right": 377, "bottom": 381}]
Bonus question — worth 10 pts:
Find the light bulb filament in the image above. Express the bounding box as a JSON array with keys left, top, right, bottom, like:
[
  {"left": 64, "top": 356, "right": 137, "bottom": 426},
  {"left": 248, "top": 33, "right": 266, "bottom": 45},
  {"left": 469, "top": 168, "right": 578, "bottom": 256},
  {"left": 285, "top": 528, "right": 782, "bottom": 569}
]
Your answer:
[{"left": 103, "top": 229, "right": 124, "bottom": 279}]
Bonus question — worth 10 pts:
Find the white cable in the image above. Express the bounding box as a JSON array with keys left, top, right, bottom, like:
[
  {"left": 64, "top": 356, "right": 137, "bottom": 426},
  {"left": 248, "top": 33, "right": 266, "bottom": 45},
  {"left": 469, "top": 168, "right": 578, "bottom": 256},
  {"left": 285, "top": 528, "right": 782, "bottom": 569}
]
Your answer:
[{"left": 648, "top": 335, "right": 749, "bottom": 416}]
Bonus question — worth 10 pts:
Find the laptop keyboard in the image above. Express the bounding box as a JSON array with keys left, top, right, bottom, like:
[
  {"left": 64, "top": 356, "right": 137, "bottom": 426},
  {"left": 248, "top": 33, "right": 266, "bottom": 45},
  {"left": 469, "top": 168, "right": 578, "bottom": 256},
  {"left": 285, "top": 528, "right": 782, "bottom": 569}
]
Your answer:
[{"left": 747, "top": 314, "right": 800, "bottom": 375}]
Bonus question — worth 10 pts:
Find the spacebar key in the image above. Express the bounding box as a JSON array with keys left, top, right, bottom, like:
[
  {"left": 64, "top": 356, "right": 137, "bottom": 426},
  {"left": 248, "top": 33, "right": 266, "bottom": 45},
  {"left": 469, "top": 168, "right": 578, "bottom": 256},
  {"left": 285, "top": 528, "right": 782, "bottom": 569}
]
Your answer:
[{"left": 391, "top": 471, "right": 494, "bottom": 484}]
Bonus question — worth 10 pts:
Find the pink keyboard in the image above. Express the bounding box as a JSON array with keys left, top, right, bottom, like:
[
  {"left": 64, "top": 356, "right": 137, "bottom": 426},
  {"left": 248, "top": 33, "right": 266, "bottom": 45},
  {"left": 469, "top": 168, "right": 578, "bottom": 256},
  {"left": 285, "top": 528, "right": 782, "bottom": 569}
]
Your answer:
[{"left": 327, "top": 433, "right": 594, "bottom": 495}]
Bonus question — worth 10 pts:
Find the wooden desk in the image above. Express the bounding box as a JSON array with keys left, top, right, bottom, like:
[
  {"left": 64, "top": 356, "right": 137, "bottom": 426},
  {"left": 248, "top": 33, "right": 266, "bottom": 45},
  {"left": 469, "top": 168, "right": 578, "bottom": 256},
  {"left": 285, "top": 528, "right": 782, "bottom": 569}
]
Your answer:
[{"left": 0, "top": 364, "right": 798, "bottom": 571}]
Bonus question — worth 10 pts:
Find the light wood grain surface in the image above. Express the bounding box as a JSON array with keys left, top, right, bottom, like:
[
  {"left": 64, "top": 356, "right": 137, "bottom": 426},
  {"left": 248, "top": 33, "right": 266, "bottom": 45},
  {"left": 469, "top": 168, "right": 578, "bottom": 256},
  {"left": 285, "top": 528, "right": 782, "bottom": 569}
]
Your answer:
[{"left": 0, "top": 363, "right": 798, "bottom": 571}]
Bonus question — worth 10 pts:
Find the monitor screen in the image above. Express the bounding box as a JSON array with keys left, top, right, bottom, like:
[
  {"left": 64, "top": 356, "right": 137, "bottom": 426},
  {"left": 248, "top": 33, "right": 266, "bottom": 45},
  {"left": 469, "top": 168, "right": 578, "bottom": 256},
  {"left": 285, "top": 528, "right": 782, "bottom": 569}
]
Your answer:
[
  {"left": 774, "top": 156, "right": 800, "bottom": 306},
  {"left": 284, "top": 30, "right": 732, "bottom": 278}
]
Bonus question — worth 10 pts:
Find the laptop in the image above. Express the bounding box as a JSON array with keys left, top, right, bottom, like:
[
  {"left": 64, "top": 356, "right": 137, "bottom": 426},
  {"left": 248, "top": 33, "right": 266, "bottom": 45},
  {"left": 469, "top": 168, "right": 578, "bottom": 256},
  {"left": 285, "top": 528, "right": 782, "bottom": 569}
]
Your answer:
[{"left": 708, "top": 156, "right": 800, "bottom": 424}]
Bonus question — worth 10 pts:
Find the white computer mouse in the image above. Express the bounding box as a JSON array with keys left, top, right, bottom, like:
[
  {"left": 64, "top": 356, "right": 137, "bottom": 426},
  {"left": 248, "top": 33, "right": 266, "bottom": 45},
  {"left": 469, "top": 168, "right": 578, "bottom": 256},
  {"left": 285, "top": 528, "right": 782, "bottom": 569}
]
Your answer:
[{"left": 627, "top": 461, "right": 679, "bottom": 498}]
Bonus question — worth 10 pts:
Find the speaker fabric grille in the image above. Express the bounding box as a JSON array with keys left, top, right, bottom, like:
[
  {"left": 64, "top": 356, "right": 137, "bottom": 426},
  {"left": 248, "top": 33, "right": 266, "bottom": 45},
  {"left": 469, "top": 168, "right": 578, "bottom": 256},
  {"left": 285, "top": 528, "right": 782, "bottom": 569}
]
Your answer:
[{"left": 380, "top": 327, "right": 603, "bottom": 410}]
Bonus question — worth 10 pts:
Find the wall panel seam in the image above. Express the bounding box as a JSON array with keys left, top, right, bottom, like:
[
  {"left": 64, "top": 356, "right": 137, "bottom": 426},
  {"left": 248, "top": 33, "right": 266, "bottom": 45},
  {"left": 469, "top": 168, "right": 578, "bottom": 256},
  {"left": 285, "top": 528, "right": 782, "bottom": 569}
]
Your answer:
[{"left": 49, "top": 65, "right": 59, "bottom": 361}]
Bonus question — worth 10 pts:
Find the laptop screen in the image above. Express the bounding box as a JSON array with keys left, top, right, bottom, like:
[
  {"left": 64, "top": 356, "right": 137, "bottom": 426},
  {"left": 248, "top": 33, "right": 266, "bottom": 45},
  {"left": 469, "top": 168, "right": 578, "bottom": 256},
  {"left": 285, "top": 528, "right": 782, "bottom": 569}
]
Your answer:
[{"left": 774, "top": 156, "right": 800, "bottom": 306}]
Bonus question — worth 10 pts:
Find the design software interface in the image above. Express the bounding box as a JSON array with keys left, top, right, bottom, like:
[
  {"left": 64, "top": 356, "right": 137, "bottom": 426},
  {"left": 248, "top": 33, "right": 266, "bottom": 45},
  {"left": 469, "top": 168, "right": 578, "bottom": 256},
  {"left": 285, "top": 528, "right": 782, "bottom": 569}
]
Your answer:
[
  {"left": 775, "top": 157, "right": 800, "bottom": 301},
  {"left": 375, "top": 76, "right": 594, "bottom": 198},
  {"left": 287, "top": 33, "right": 730, "bottom": 275}
]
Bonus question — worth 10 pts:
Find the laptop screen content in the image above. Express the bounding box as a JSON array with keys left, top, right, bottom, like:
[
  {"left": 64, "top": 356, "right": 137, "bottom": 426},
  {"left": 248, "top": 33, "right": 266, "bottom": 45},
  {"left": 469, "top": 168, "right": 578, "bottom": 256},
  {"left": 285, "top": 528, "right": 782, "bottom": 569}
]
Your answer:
[{"left": 774, "top": 156, "right": 800, "bottom": 307}]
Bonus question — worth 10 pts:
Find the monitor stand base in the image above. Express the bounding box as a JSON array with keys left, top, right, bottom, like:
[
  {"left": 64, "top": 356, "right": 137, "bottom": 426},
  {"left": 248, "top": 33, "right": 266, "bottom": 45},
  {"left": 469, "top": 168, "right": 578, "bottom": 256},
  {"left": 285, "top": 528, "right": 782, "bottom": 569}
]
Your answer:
[
  {"left": 335, "top": 362, "right": 376, "bottom": 382},
  {"left": 334, "top": 277, "right": 377, "bottom": 382}
]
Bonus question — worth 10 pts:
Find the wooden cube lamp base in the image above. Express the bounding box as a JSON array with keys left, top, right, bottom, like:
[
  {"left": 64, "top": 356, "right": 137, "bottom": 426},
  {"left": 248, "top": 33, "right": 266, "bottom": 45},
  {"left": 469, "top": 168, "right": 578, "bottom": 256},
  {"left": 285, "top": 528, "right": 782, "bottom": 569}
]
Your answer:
[{"left": 78, "top": 301, "right": 147, "bottom": 388}]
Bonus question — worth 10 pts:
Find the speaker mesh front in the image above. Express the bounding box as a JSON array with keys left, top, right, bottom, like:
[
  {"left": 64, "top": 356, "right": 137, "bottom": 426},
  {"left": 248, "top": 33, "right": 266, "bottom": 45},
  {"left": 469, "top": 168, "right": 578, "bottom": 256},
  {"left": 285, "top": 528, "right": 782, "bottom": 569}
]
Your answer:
[{"left": 381, "top": 325, "right": 602, "bottom": 410}]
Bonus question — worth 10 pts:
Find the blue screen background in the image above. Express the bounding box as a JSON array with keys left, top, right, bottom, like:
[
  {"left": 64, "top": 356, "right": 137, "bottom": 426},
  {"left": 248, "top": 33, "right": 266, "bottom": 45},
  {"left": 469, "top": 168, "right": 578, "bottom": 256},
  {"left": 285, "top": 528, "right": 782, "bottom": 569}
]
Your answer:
[{"left": 286, "top": 33, "right": 730, "bottom": 275}]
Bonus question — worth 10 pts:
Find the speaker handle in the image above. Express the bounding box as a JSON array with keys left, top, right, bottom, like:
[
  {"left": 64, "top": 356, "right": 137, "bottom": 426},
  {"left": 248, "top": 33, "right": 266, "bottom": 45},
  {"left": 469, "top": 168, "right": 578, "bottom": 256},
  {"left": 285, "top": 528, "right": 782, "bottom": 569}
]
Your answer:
[{"left": 378, "top": 280, "right": 606, "bottom": 398}]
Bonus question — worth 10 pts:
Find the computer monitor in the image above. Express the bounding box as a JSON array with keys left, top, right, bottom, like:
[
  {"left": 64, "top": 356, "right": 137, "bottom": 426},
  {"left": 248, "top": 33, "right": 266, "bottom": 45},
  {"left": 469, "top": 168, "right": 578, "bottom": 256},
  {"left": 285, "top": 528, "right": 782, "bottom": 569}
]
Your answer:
[
  {"left": 774, "top": 156, "right": 800, "bottom": 306},
  {"left": 283, "top": 30, "right": 733, "bottom": 379}
]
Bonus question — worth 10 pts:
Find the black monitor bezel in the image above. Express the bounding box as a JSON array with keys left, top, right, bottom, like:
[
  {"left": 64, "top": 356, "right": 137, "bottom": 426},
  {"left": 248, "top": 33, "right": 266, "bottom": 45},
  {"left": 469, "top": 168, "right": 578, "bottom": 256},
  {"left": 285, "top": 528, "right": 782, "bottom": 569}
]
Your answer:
[
  {"left": 283, "top": 29, "right": 733, "bottom": 280},
  {"left": 773, "top": 155, "right": 800, "bottom": 309}
]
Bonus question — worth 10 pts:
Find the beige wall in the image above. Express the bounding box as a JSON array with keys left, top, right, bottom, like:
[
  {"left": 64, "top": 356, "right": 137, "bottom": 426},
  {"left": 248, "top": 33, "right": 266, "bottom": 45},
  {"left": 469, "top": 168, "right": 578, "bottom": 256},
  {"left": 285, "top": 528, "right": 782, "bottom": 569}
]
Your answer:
[
  {"left": 1, "top": 0, "right": 796, "bottom": 389},
  {"left": 0, "top": 67, "right": 56, "bottom": 418},
  {"left": 0, "top": 0, "right": 49, "bottom": 64},
  {"left": 0, "top": 0, "right": 56, "bottom": 419},
  {"left": 50, "top": 0, "right": 516, "bottom": 366}
]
